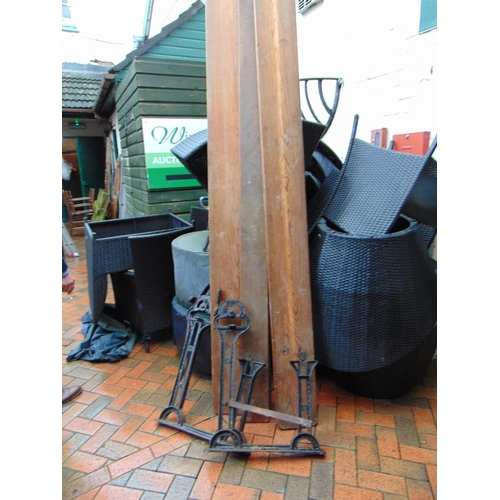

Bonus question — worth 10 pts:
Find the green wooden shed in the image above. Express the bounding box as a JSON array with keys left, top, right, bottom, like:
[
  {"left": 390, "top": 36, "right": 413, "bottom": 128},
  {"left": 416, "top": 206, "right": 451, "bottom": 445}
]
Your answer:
[{"left": 96, "top": 0, "right": 207, "bottom": 220}]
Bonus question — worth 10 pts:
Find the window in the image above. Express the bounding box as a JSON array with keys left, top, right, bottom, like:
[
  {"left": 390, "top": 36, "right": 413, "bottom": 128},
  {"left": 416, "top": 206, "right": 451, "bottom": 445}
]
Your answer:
[
  {"left": 62, "top": 0, "right": 79, "bottom": 32},
  {"left": 297, "top": 0, "right": 323, "bottom": 14},
  {"left": 419, "top": 0, "right": 437, "bottom": 33}
]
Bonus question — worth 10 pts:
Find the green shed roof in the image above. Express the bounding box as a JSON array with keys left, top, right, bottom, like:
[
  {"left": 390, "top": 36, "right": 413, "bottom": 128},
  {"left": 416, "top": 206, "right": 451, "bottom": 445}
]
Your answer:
[
  {"left": 111, "top": 1, "right": 205, "bottom": 77},
  {"left": 93, "top": 1, "right": 206, "bottom": 117}
]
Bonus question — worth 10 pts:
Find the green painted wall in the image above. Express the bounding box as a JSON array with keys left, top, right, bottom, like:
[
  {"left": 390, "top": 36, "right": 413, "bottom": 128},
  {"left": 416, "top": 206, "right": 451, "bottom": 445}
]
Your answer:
[
  {"left": 114, "top": 6, "right": 207, "bottom": 219},
  {"left": 116, "top": 57, "right": 207, "bottom": 218}
]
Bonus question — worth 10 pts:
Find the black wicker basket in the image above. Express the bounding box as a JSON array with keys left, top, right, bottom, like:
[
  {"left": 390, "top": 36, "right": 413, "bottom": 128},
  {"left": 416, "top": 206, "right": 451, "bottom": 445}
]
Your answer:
[{"left": 309, "top": 215, "right": 437, "bottom": 398}]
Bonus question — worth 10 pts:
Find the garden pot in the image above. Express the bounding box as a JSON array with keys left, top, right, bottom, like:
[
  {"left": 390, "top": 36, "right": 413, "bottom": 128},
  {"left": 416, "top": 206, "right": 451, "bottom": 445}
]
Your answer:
[{"left": 309, "top": 215, "right": 437, "bottom": 398}]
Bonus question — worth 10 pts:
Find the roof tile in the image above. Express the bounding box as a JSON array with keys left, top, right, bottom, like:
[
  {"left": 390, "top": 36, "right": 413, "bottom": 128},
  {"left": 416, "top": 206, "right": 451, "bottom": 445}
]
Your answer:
[{"left": 62, "top": 67, "right": 110, "bottom": 110}]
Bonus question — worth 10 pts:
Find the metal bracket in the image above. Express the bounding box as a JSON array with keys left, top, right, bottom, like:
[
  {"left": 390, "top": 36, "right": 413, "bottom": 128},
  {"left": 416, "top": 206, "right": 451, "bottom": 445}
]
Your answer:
[
  {"left": 157, "top": 293, "right": 324, "bottom": 456},
  {"left": 155, "top": 292, "right": 213, "bottom": 441}
]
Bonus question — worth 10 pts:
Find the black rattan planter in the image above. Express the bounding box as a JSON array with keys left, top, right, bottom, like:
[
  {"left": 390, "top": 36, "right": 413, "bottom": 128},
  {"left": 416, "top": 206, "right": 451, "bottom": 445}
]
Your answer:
[
  {"left": 309, "top": 215, "right": 437, "bottom": 398},
  {"left": 330, "top": 325, "right": 437, "bottom": 399}
]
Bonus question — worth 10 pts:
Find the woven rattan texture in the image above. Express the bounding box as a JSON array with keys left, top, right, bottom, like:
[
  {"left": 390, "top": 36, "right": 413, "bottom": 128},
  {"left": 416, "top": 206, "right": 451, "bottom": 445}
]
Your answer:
[
  {"left": 309, "top": 216, "right": 437, "bottom": 373},
  {"left": 322, "top": 139, "right": 432, "bottom": 236},
  {"left": 190, "top": 206, "right": 209, "bottom": 231},
  {"left": 401, "top": 157, "right": 437, "bottom": 229},
  {"left": 301, "top": 120, "right": 327, "bottom": 169},
  {"left": 307, "top": 151, "right": 343, "bottom": 234},
  {"left": 85, "top": 213, "right": 191, "bottom": 323},
  {"left": 172, "top": 121, "right": 330, "bottom": 197},
  {"left": 171, "top": 129, "right": 209, "bottom": 190},
  {"left": 111, "top": 229, "right": 191, "bottom": 344}
]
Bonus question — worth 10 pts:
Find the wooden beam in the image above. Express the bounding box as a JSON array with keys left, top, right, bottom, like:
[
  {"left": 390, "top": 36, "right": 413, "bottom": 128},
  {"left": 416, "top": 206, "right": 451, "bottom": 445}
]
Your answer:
[
  {"left": 206, "top": 0, "right": 271, "bottom": 415},
  {"left": 206, "top": 0, "right": 316, "bottom": 425},
  {"left": 206, "top": 0, "right": 241, "bottom": 413},
  {"left": 253, "top": 0, "right": 317, "bottom": 426},
  {"left": 237, "top": 0, "right": 271, "bottom": 419}
]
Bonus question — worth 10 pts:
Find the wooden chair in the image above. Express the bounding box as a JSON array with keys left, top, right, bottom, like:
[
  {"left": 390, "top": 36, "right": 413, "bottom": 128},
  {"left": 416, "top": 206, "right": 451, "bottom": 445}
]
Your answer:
[{"left": 63, "top": 189, "right": 95, "bottom": 235}]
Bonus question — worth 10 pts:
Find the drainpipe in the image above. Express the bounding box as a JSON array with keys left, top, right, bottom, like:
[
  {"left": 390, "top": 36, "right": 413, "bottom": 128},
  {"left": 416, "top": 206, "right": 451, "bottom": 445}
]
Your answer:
[{"left": 143, "top": 0, "right": 155, "bottom": 41}]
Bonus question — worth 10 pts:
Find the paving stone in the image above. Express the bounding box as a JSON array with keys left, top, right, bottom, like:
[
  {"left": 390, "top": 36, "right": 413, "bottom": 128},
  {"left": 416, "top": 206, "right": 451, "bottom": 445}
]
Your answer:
[
  {"left": 395, "top": 416, "right": 420, "bottom": 448},
  {"left": 189, "top": 391, "right": 214, "bottom": 415},
  {"left": 218, "top": 453, "right": 248, "bottom": 485},
  {"left": 185, "top": 439, "right": 227, "bottom": 463},
  {"left": 184, "top": 388, "right": 204, "bottom": 403},
  {"left": 108, "top": 471, "right": 133, "bottom": 487},
  {"left": 163, "top": 475, "right": 195, "bottom": 500},
  {"left": 63, "top": 432, "right": 92, "bottom": 454},
  {"left": 241, "top": 468, "right": 287, "bottom": 494},
  {"left": 157, "top": 453, "right": 204, "bottom": 477},
  {"left": 284, "top": 475, "right": 310, "bottom": 500},
  {"left": 390, "top": 395, "right": 430, "bottom": 409},
  {"left": 62, "top": 467, "right": 79, "bottom": 484},
  {"left": 379, "top": 456, "right": 427, "bottom": 481},
  {"left": 95, "top": 440, "right": 141, "bottom": 460},
  {"left": 65, "top": 366, "right": 99, "bottom": 380},
  {"left": 309, "top": 461, "right": 334, "bottom": 500},
  {"left": 356, "top": 436, "right": 380, "bottom": 471},
  {"left": 81, "top": 372, "right": 113, "bottom": 392},
  {"left": 141, "top": 457, "right": 164, "bottom": 472},
  {"left": 126, "top": 469, "right": 175, "bottom": 493},
  {"left": 140, "top": 492, "right": 165, "bottom": 500},
  {"left": 314, "top": 429, "right": 356, "bottom": 449},
  {"left": 79, "top": 395, "right": 115, "bottom": 419}
]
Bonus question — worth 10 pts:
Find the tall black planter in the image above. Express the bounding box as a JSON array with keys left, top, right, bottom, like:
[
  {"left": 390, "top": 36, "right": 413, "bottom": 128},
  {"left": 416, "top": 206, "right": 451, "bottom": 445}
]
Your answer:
[{"left": 309, "top": 215, "right": 437, "bottom": 398}]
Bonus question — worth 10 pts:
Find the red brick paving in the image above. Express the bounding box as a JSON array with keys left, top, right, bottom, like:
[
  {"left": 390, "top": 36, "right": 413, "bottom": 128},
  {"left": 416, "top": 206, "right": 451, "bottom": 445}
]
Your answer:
[{"left": 62, "top": 232, "right": 438, "bottom": 499}]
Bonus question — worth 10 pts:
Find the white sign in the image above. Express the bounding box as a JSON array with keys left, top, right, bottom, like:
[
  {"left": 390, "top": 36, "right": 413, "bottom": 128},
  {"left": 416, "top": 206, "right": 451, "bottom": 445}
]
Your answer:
[{"left": 142, "top": 117, "right": 207, "bottom": 189}]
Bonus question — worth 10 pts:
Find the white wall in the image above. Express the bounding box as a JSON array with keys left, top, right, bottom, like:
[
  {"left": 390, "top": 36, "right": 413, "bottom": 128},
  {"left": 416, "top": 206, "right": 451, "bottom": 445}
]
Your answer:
[{"left": 296, "top": 0, "right": 436, "bottom": 159}]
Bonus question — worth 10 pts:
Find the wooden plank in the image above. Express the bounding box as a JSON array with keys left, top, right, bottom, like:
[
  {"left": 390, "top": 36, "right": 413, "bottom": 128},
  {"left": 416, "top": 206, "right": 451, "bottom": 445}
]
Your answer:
[
  {"left": 227, "top": 400, "right": 312, "bottom": 427},
  {"left": 171, "top": 27, "right": 206, "bottom": 41},
  {"left": 114, "top": 61, "right": 137, "bottom": 104},
  {"left": 253, "top": 0, "right": 317, "bottom": 426},
  {"left": 110, "top": 157, "right": 121, "bottom": 219},
  {"left": 237, "top": 0, "right": 271, "bottom": 421},
  {"left": 206, "top": 0, "right": 271, "bottom": 416},
  {"left": 206, "top": 0, "right": 242, "bottom": 413},
  {"left": 146, "top": 188, "right": 207, "bottom": 204},
  {"left": 134, "top": 59, "right": 201, "bottom": 75},
  {"left": 157, "top": 37, "right": 206, "bottom": 51},
  {"left": 134, "top": 58, "right": 207, "bottom": 77},
  {"left": 135, "top": 74, "right": 207, "bottom": 90},
  {"left": 136, "top": 88, "right": 206, "bottom": 103},
  {"left": 137, "top": 103, "right": 207, "bottom": 116},
  {"left": 146, "top": 45, "right": 206, "bottom": 61}
]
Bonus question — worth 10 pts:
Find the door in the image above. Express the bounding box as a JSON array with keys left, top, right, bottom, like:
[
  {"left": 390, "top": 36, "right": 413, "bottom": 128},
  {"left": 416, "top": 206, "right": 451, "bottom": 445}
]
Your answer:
[{"left": 76, "top": 137, "right": 106, "bottom": 196}]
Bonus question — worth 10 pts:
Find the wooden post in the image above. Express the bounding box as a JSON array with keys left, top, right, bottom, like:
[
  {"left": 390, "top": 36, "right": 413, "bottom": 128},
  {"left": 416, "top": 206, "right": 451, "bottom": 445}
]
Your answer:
[
  {"left": 238, "top": 0, "right": 272, "bottom": 418},
  {"left": 253, "top": 0, "right": 317, "bottom": 425},
  {"left": 206, "top": 0, "right": 271, "bottom": 415},
  {"left": 206, "top": 0, "right": 316, "bottom": 424}
]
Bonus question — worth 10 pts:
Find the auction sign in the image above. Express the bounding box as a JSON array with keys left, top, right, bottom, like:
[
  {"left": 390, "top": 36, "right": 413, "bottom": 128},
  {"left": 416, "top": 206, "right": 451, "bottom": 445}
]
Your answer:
[{"left": 142, "top": 118, "right": 207, "bottom": 190}]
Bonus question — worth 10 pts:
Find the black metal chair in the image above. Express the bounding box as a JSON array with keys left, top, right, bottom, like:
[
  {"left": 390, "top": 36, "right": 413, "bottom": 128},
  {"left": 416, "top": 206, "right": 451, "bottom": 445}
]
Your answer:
[
  {"left": 110, "top": 228, "right": 192, "bottom": 352},
  {"left": 299, "top": 77, "right": 343, "bottom": 137}
]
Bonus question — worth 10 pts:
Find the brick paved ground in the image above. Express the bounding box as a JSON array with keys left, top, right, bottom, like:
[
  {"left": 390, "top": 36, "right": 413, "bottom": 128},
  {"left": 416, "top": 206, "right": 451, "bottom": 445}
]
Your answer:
[{"left": 62, "top": 230, "right": 437, "bottom": 499}]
